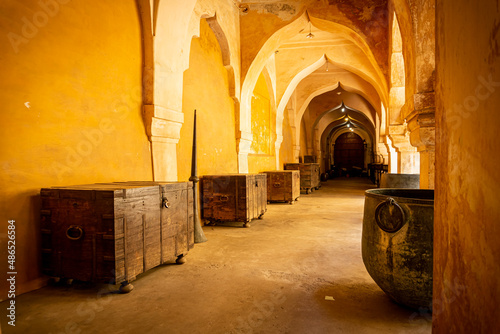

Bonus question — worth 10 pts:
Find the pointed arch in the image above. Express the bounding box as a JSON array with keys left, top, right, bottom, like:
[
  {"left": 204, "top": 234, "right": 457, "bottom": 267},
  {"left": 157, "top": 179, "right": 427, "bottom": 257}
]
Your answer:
[{"left": 239, "top": 12, "right": 389, "bottom": 172}]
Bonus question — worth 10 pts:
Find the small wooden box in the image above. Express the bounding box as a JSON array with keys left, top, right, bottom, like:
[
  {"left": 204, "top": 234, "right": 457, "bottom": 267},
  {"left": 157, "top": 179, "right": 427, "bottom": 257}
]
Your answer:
[
  {"left": 264, "top": 170, "right": 300, "bottom": 204},
  {"left": 284, "top": 163, "right": 321, "bottom": 194},
  {"left": 40, "top": 181, "right": 194, "bottom": 287},
  {"left": 201, "top": 174, "right": 267, "bottom": 227}
]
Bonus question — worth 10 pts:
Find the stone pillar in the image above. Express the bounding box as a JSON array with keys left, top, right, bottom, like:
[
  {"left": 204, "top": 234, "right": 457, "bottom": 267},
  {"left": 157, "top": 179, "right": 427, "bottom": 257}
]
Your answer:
[
  {"left": 418, "top": 147, "right": 435, "bottom": 189},
  {"left": 237, "top": 130, "right": 253, "bottom": 173},
  {"left": 382, "top": 138, "right": 397, "bottom": 173},
  {"left": 313, "top": 143, "right": 321, "bottom": 160},
  {"left": 376, "top": 141, "right": 389, "bottom": 164},
  {"left": 143, "top": 105, "right": 184, "bottom": 181},
  {"left": 364, "top": 144, "right": 372, "bottom": 168},
  {"left": 397, "top": 146, "right": 420, "bottom": 174},
  {"left": 292, "top": 145, "right": 301, "bottom": 163},
  {"left": 330, "top": 143, "right": 334, "bottom": 167},
  {"left": 388, "top": 125, "right": 420, "bottom": 174},
  {"left": 407, "top": 92, "right": 436, "bottom": 189},
  {"left": 275, "top": 133, "right": 283, "bottom": 170}
]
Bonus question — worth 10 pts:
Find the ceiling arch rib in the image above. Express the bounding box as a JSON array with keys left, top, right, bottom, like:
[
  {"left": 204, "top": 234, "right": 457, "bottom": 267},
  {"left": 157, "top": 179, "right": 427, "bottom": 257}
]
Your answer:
[
  {"left": 299, "top": 83, "right": 378, "bottom": 127},
  {"left": 294, "top": 66, "right": 381, "bottom": 123},
  {"left": 295, "top": 85, "right": 378, "bottom": 158},
  {"left": 241, "top": 12, "right": 388, "bottom": 134},
  {"left": 328, "top": 127, "right": 373, "bottom": 148},
  {"left": 240, "top": 11, "right": 310, "bottom": 134},
  {"left": 273, "top": 16, "right": 389, "bottom": 112},
  {"left": 316, "top": 109, "right": 375, "bottom": 148},
  {"left": 276, "top": 54, "right": 327, "bottom": 120},
  {"left": 313, "top": 104, "right": 376, "bottom": 136},
  {"left": 309, "top": 16, "right": 388, "bottom": 101},
  {"left": 305, "top": 88, "right": 377, "bottom": 142},
  {"left": 275, "top": 45, "right": 386, "bottom": 122}
]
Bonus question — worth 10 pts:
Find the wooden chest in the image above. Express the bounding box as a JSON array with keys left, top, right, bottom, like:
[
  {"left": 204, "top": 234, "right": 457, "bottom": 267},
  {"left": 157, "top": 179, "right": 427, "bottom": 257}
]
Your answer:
[
  {"left": 303, "top": 155, "right": 317, "bottom": 163},
  {"left": 284, "top": 163, "right": 321, "bottom": 194},
  {"left": 40, "top": 181, "right": 194, "bottom": 290},
  {"left": 200, "top": 174, "right": 267, "bottom": 227},
  {"left": 264, "top": 170, "right": 300, "bottom": 204}
]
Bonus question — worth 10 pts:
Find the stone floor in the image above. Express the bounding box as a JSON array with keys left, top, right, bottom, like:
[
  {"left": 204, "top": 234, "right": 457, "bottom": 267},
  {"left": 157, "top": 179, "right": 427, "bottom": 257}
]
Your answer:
[{"left": 0, "top": 177, "right": 432, "bottom": 334}]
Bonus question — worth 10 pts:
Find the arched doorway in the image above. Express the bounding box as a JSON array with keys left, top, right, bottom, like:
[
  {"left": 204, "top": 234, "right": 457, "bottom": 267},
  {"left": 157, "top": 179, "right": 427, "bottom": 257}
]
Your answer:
[{"left": 333, "top": 132, "right": 365, "bottom": 175}]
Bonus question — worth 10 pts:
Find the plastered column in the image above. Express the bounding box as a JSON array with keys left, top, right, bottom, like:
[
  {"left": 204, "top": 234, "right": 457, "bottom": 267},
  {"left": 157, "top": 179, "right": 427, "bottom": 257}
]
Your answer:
[
  {"left": 389, "top": 125, "right": 419, "bottom": 174},
  {"left": 376, "top": 141, "right": 389, "bottom": 164},
  {"left": 382, "top": 137, "right": 397, "bottom": 173},
  {"left": 313, "top": 127, "right": 321, "bottom": 160},
  {"left": 418, "top": 147, "right": 434, "bottom": 189},
  {"left": 274, "top": 133, "right": 283, "bottom": 170},
  {"left": 407, "top": 92, "right": 436, "bottom": 189},
  {"left": 237, "top": 130, "right": 253, "bottom": 173},
  {"left": 292, "top": 145, "right": 301, "bottom": 163},
  {"left": 144, "top": 105, "right": 184, "bottom": 181},
  {"left": 397, "top": 146, "right": 420, "bottom": 174}
]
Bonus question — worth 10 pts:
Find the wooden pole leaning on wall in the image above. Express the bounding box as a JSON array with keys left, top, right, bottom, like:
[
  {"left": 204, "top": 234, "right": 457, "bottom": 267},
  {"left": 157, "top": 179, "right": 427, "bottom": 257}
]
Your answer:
[{"left": 190, "top": 110, "right": 208, "bottom": 243}]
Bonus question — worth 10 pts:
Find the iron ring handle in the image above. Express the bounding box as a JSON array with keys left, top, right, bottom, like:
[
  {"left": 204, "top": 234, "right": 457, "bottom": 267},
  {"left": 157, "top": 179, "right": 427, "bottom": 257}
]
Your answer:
[
  {"left": 374, "top": 197, "right": 406, "bottom": 233},
  {"left": 66, "top": 225, "right": 84, "bottom": 240},
  {"left": 273, "top": 182, "right": 281, "bottom": 188},
  {"left": 162, "top": 198, "right": 169, "bottom": 208},
  {"left": 220, "top": 195, "right": 229, "bottom": 202}
]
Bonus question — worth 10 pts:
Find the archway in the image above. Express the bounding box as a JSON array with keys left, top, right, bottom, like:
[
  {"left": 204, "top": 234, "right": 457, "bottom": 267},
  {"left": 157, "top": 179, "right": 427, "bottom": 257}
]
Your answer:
[
  {"left": 387, "top": 12, "right": 419, "bottom": 174},
  {"left": 239, "top": 11, "right": 388, "bottom": 172}
]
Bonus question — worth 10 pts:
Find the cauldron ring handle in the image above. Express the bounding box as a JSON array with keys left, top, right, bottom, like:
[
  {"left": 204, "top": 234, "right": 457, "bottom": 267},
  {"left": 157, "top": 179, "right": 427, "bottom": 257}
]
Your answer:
[{"left": 375, "top": 197, "right": 406, "bottom": 233}]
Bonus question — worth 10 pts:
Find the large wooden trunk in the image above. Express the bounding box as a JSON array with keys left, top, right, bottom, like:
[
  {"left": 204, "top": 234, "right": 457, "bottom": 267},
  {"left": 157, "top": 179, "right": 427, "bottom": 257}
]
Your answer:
[
  {"left": 284, "top": 163, "right": 321, "bottom": 194},
  {"left": 264, "top": 170, "right": 300, "bottom": 204},
  {"left": 200, "top": 174, "right": 267, "bottom": 227},
  {"left": 40, "top": 181, "right": 194, "bottom": 287}
]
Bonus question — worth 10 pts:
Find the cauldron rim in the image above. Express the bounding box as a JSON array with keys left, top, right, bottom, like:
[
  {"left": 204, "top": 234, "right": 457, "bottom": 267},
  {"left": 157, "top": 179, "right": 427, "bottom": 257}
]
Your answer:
[{"left": 365, "top": 188, "right": 434, "bottom": 204}]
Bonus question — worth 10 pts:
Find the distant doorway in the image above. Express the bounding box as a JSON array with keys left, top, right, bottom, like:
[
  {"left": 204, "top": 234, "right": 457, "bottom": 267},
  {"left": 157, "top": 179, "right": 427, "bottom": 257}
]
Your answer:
[{"left": 334, "top": 132, "right": 364, "bottom": 175}]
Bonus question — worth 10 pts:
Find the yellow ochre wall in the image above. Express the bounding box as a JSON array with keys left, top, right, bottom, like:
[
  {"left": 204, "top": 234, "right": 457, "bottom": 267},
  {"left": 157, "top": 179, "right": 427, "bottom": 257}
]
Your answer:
[
  {"left": 0, "top": 0, "right": 152, "bottom": 297},
  {"left": 179, "top": 19, "right": 238, "bottom": 181},
  {"left": 248, "top": 72, "right": 276, "bottom": 173}
]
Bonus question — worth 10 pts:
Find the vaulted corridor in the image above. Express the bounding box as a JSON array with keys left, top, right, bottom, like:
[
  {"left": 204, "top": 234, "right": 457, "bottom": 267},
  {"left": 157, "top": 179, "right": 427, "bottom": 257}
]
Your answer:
[
  {"left": 1, "top": 0, "right": 500, "bottom": 332},
  {"left": 0, "top": 179, "right": 431, "bottom": 333}
]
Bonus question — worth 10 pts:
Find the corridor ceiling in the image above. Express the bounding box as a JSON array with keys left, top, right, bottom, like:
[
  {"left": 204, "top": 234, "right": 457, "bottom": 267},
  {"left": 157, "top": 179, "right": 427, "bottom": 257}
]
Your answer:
[{"left": 238, "top": 0, "right": 388, "bottom": 148}]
